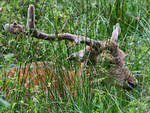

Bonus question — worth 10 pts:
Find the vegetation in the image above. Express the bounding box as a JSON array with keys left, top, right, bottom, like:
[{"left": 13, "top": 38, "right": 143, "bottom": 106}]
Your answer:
[{"left": 0, "top": 0, "right": 150, "bottom": 112}]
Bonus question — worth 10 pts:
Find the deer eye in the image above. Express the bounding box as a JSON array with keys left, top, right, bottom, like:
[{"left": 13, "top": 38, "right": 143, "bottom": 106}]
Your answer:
[{"left": 128, "top": 81, "right": 136, "bottom": 88}]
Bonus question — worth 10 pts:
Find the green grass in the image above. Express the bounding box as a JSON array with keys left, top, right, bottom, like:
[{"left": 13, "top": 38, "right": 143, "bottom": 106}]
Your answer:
[{"left": 0, "top": 0, "right": 150, "bottom": 112}]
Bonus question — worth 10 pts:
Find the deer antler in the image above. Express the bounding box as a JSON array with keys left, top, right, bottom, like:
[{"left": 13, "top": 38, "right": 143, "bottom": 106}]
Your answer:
[
  {"left": 4, "top": 4, "right": 122, "bottom": 50},
  {"left": 4, "top": 21, "right": 23, "bottom": 34},
  {"left": 27, "top": 5, "right": 103, "bottom": 48},
  {"left": 111, "top": 23, "right": 120, "bottom": 43},
  {"left": 4, "top": 5, "right": 103, "bottom": 49},
  {"left": 4, "top": 4, "right": 121, "bottom": 65}
]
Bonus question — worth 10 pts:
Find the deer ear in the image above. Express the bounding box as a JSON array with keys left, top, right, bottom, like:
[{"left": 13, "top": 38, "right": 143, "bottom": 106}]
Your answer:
[{"left": 110, "top": 23, "right": 120, "bottom": 43}]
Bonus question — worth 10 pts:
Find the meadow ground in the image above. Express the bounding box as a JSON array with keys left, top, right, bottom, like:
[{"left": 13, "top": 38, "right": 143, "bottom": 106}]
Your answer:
[{"left": 0, "top": 0, "right": 150, "bottom": 112}]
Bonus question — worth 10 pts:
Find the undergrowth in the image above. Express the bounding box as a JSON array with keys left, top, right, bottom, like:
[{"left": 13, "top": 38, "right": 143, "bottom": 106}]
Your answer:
[{"left": 0, "top": 0, "right": 150, "bottom": 112}]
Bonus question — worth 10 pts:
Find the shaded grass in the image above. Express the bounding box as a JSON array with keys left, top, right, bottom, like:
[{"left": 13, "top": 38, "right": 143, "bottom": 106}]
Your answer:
[{"left": 0, "top": 0, "right": 150, "bottom": 112}]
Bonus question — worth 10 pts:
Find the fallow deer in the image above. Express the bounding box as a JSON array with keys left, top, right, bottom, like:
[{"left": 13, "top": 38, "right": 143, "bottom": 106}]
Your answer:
[{"left": 1, "top": 5, "right": 138, "bottom": 97}]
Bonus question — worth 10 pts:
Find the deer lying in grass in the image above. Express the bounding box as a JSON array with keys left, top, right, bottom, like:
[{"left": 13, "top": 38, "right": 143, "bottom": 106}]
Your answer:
[{"left": 2, "top": 5, "right": 138, "bottom": 97}]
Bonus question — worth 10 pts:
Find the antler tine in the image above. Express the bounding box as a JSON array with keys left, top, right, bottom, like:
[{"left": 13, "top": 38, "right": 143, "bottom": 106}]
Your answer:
[
  {"left": 27, "top": 4, "right": 35, "bottom": 29},
  {"left": 26, "top": 4, "right": 103, "bottom": 48},
  {"left": 111, "top": 23, "right": 120, "bottom": 43}
]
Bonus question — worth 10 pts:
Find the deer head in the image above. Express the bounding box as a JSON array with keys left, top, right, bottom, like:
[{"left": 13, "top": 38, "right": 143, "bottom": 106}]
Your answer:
[
  {"left": 3, "top": 4, "right": 138, "bottom": 89},
  {"left": 67, "top": 25, "right": 138, "bottom": 89}
]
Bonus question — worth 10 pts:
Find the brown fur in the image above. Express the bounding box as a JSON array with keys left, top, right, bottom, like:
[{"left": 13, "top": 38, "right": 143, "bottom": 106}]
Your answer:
[
  {"left": 1, "top": 41, "right": 137, "bottom": 94},
  {"left": 0, "top": 41, "right": 138, "bottom": 98}
]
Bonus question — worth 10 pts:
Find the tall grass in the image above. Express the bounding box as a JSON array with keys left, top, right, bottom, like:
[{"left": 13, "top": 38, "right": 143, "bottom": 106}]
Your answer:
[{"left": 0, "top": 0, "right": 150, "bottom": 112}]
